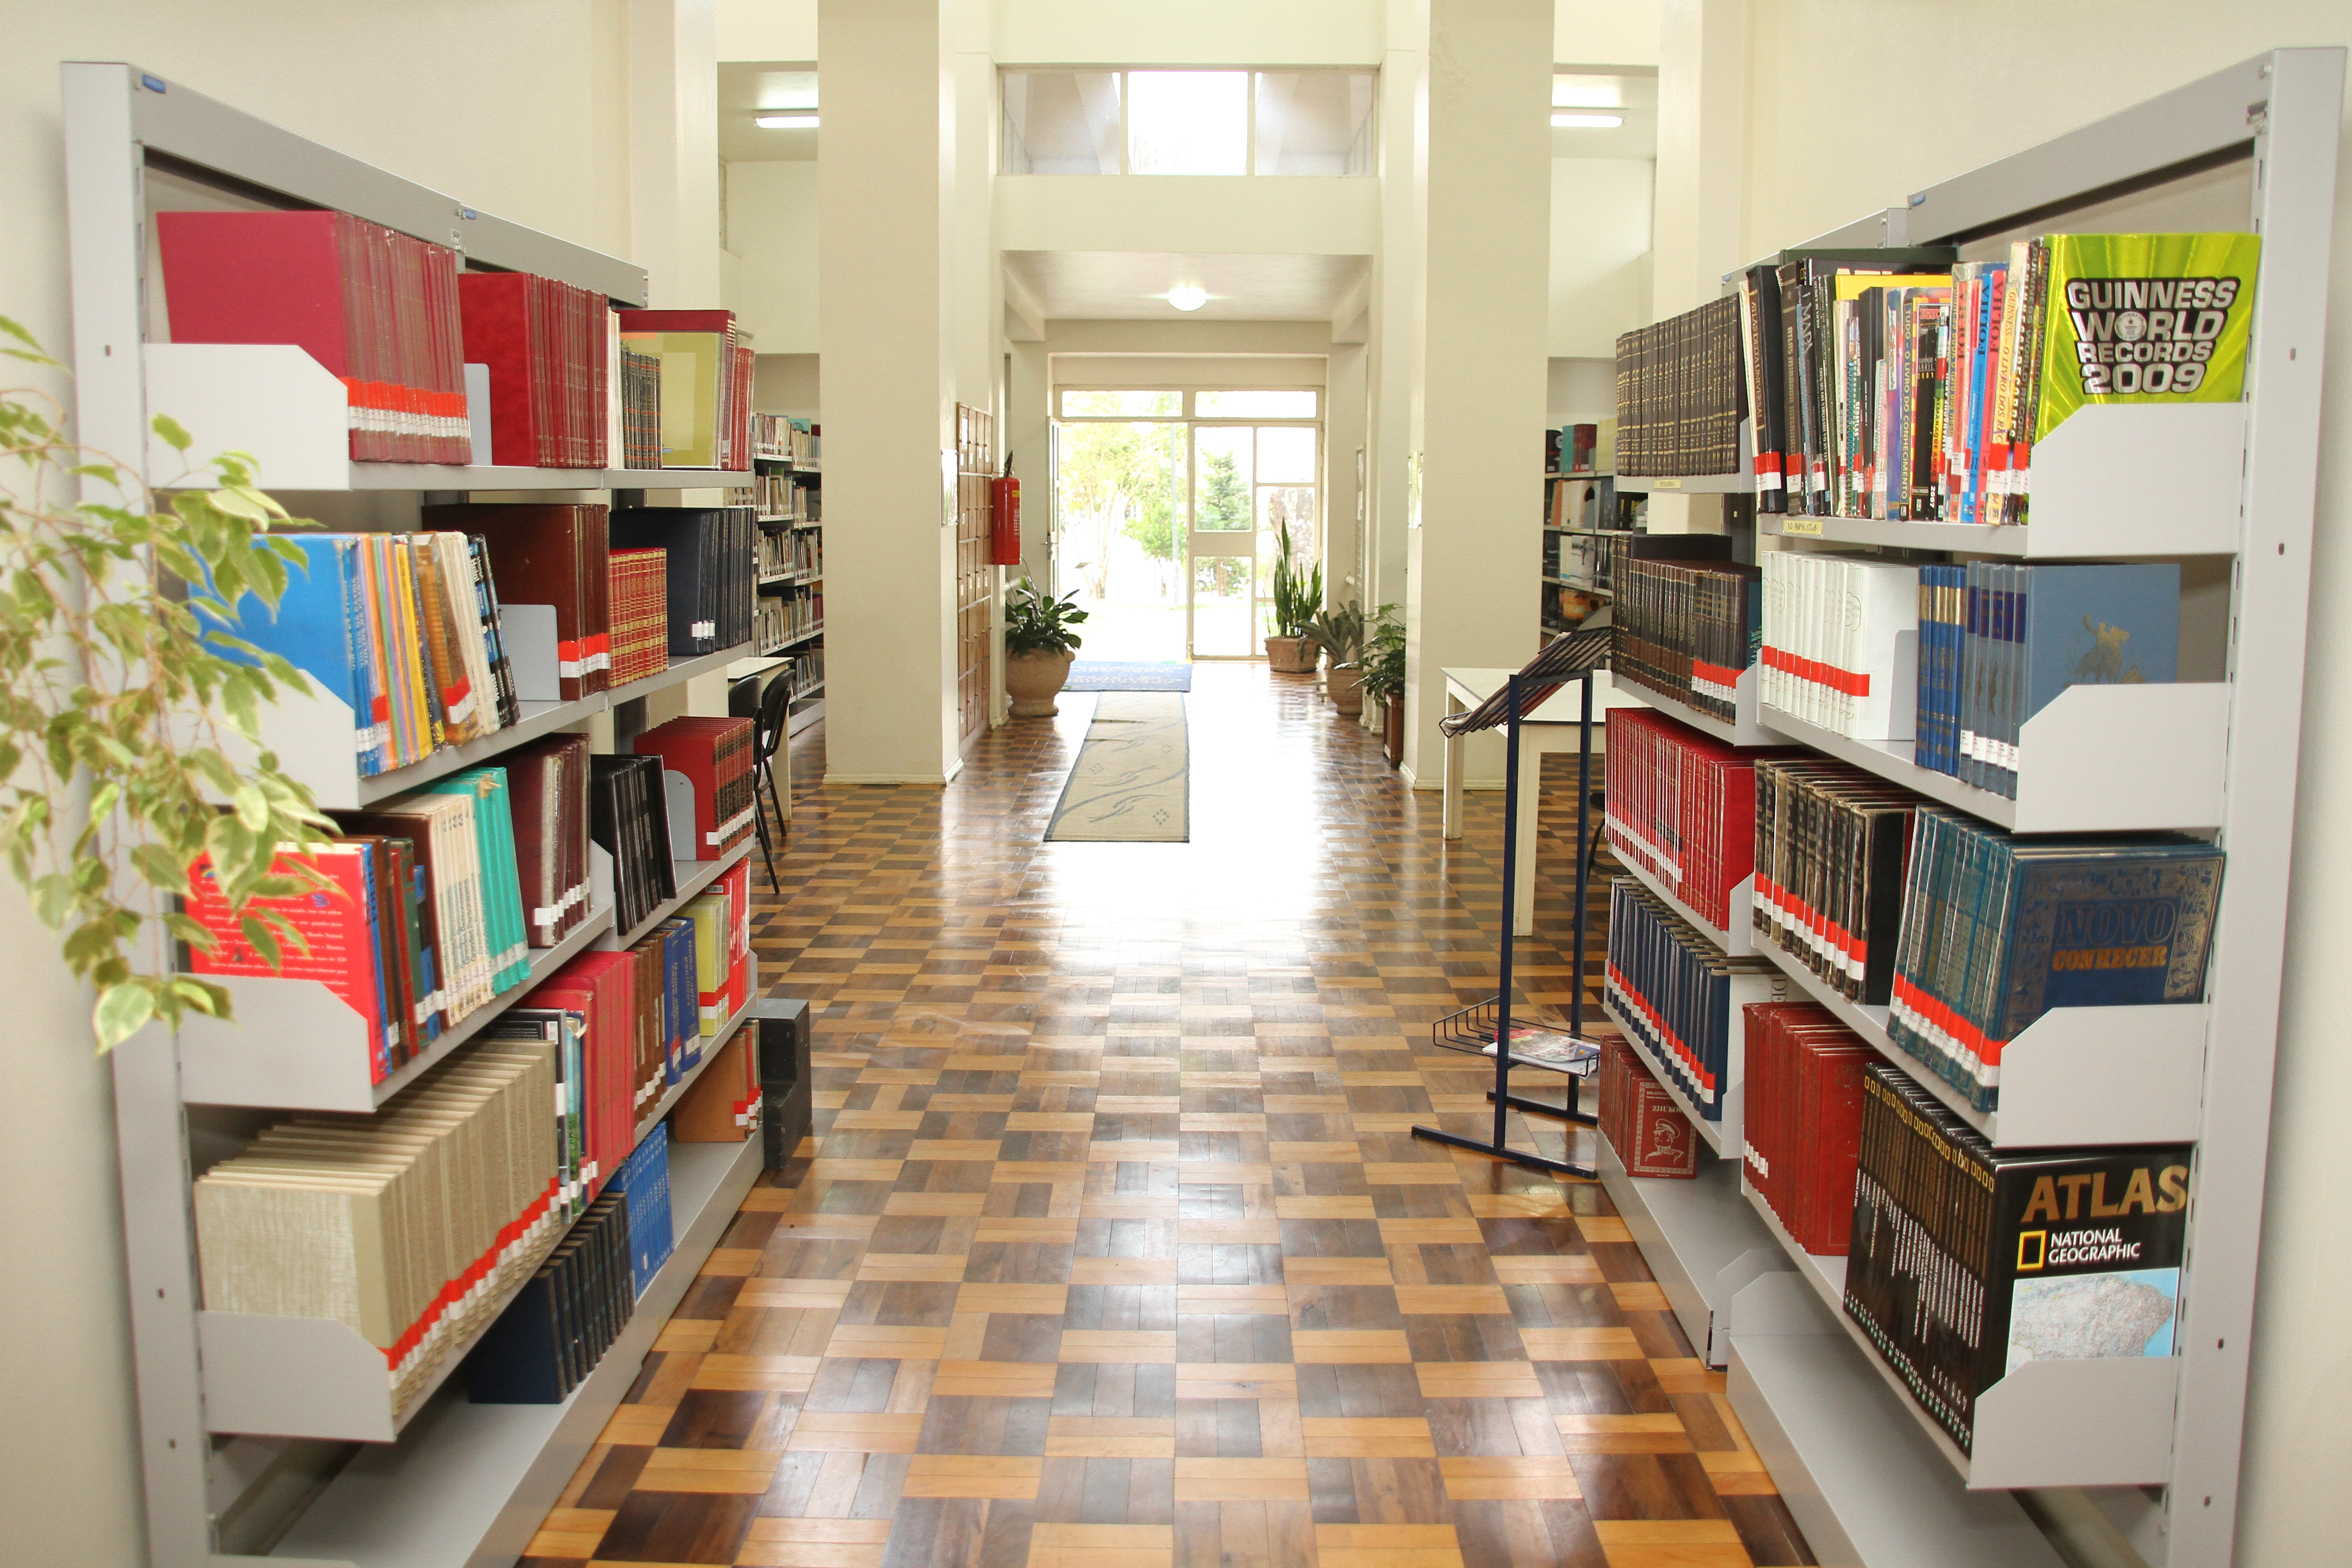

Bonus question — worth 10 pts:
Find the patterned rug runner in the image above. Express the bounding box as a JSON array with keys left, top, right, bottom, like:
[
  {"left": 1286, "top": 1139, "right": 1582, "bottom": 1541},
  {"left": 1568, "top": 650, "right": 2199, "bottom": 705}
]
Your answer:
[
  {"left": 1063, "top": 660, "right": 1194, "bottom": 692},
  {"left": 1044, "top": 692, "right": 1189, "bottom": 842}
]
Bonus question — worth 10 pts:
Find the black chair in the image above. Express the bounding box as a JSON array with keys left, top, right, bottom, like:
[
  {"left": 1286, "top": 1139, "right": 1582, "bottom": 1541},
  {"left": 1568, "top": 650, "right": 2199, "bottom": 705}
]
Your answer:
[
  {"left": 747, "top": 674, "right": 793, "bottom": 893},
  {"left": 730, "top": 673, "right": 788, "bottom": 893}
]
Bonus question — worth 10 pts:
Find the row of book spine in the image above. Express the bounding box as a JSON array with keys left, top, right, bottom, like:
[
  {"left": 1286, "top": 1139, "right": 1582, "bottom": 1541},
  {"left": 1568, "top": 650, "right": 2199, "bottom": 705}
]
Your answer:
[
  {"left": 212, "top": 508, "right": 755, "bottom": 781},
  {"left": 756, "top": 589, "right": 825, "bottom": 656},
  {"left": 1845, "top": 1063, "right": 2192, "bottom": 1452},
  {"left": 1601, "top": 706, "right": 1786, "bottom": 934},
  {"left": 753, "top": 414, "right": 821, "bottom": 465},
  {"left": 1914, "top": 562, "right": 2179, "bottom": 797},
  {"left": 156, "top": 208, "right": 760, "bottom": 470},
  {"left": 1750, "top": 755, "right": 1918, "bottom": 1005},
  {"left": 1740, "top": 1002, "right": 1877, "bottom": 1254},
  {"left": 1609, "top": 551, "right": 1761, "bottom": 723},
  {"left": 1544, "top": 421, "right": 1612, "bottom": 475},
  {"left": 1604, "top": 877, "right": 1775, "bottom": 1124},
  {"left": 1737, "top": 233, "right": 2260, "bottom": 519},
  {"left": 1613, "top": 295, "right": 1744, "bottom": 477},
  {"left": 190, "top": 904, "right": 755, "bottom": 1426},
  {"left": 759, "top": 527, "right": 823, "bottom": 581},
  {"left": 1609, "top": 707, "right": 2227, "bottom": 1116}
]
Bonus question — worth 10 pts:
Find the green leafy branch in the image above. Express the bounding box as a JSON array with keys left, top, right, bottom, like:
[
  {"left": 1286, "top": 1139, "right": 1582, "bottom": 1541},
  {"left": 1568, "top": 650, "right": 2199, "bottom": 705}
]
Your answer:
[{"left": 0, "top": 317, "right": 338, "bottom": 1050}]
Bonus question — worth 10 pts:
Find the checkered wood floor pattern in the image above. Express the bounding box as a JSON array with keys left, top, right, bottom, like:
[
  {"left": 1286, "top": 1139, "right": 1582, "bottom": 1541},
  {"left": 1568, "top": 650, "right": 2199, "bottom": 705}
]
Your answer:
[{"left": 521, "top": 665, "right": 1813, "bottom": 1568}]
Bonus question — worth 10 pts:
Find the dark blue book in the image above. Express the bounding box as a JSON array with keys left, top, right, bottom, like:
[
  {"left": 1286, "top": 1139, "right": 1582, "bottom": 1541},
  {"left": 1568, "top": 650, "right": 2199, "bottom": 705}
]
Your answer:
[
  {"left": 462, "top": 1269, "right": 566, "bottom": 1404},
  {"left": 609, "top": 1124, "right": 675, "bottom": 1298}
]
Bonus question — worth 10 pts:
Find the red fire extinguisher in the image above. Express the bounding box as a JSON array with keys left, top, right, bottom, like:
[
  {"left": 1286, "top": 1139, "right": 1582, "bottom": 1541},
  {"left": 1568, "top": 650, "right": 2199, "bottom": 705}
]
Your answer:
[{"left": 990, "top": 461, "right": 1021, "bottom": 566}]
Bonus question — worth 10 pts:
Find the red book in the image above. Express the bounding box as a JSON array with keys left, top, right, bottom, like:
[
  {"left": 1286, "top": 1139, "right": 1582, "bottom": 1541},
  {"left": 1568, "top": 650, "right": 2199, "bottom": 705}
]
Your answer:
[
  {"left": 722, "top": 860, "right": 752, "bottom": 1017},
  {"left": 457, "top": 272, "right": 610, "bottom": 468},
  {"left": 156, "top": 210, "right": 469, "bottom": 463},
  {"left": 539, "top": 950, "right": 640, "bottom": 1198},
  {"left": 184, "top": 844, "right": 394, "bottom": 1081},
  {"left": 1793, "top": 1032, "right": 1877, "bottom": 1254},
  {"left": 633, "top": 716, "right": 755, "bottom": 858},
  {"left": 1597, "top": 1032, "right": 1698, "bottom": 1180}
]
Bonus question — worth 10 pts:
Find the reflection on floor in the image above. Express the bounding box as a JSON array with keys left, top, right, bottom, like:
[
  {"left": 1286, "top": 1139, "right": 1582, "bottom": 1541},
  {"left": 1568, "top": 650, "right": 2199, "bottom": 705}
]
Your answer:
[{"left": 519, "top": 663, "right": 1815, "bottom": 1568}]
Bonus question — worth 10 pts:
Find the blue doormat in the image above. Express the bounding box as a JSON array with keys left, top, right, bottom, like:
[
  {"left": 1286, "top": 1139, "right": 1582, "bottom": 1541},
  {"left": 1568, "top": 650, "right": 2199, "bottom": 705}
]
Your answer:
[{"left": 1063, "top": 661, "right": 1194, "bottom": 693}]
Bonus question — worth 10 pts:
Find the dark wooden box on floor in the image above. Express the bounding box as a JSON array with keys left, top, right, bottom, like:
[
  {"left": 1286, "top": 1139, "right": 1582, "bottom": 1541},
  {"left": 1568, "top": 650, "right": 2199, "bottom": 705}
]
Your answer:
[{"left": 752, "top": 997, "right": 812, "bottom": 1168}]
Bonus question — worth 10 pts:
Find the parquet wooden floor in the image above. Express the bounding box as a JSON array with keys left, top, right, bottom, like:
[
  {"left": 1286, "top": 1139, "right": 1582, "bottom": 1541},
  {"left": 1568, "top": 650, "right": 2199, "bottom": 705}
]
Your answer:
[{"left": 521, "top": 664, "right": 1814, "bottom": 1568}]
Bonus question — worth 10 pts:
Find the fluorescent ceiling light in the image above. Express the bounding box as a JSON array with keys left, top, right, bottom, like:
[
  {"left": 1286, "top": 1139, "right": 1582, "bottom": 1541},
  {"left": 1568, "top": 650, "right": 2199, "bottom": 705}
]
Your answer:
[
  {"left": 1166, "top": 286, "right": 1210, "bottom": 312},
  {"left": 1552, "top": 112, "right": 1624, "bottom": 128},
  {"left": 756, "top": 113, "right": 819, "bottom": 130}
]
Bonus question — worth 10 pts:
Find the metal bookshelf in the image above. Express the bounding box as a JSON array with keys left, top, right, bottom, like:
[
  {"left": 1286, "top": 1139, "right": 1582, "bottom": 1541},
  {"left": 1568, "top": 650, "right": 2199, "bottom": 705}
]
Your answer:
[
  {"left": 753, "top": 449, "right": 823, "bottom": 733},
  {"left": 1592, "top": 47, "right": 2341, "bottom": 1568},
  {"left": 64, "top": 62, "right": 784, "bottom": 1568}
]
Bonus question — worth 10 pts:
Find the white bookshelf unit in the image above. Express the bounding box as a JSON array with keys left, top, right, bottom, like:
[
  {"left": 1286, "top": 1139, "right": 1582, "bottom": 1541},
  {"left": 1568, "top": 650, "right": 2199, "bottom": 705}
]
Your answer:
[
  {"left": 1591, "top": 48, "right": 2341, "bottom": 1568},
  {"left": 64, "top": 62, "right": 778, "bottom": 1568}
]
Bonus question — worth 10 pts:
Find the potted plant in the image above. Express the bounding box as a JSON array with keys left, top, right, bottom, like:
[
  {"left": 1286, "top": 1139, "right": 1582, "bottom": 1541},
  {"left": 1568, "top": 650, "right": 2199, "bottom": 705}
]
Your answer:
[
  {"left": 1264, "top": 520, "right": 1322, "bottom": 673},
  {"left": 1004, "top": 575, "right": 1087, "bottom": 717},
  {"left": 1358, "top": 604, "right": 1407, "bottom": 765},
  {"left": 1304, "top": 601, "right": 1367, "bottom": 717}
]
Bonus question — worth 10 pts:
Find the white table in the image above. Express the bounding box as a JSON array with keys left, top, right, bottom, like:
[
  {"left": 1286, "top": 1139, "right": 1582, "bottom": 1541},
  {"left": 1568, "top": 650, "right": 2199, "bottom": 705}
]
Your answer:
[{"left": 1441, "top": 667, "right": 1642, "bottom": 936}]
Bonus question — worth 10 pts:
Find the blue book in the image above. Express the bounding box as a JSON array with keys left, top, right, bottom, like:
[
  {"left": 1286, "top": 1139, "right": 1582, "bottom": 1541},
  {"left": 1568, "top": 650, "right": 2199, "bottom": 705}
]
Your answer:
[
  {"left": 1986, "top": 564, "right": 2180, "bottom": 799},
  {"left": 663, "top": 917, "right": 703, "bottom": 1072},
  {"left": 608, "top": 1124, "right": 675, "bottom": 1298},
  {"left": 199, "top": 534, "right": 388, "bottom": 776}
]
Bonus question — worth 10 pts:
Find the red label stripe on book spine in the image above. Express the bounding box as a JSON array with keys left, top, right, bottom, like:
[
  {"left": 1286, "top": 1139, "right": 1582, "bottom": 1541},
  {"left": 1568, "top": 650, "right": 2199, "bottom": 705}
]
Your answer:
[{"left": 1761, "top": 643, "right": 1871, "bottom": 697}]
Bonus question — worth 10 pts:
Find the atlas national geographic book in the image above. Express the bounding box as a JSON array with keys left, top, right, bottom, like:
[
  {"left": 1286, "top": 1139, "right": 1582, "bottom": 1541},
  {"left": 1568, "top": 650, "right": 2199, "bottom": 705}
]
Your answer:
[{"left": 2036, "top": 233, "right": 2262, "bottom": 439}]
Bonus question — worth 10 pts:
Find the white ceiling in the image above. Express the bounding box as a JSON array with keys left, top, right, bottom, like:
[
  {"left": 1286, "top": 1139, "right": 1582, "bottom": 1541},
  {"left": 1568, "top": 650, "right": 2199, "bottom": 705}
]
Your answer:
[{"left": 1001, "top": 250, "right": 1371, "bottom": 323}]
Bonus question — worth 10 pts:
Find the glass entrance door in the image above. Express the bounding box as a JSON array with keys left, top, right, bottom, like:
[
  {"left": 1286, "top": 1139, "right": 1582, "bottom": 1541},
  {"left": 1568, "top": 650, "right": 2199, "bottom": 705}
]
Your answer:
[{"left": 1188, "top": 421, "right": 1319, "bottom": 659}]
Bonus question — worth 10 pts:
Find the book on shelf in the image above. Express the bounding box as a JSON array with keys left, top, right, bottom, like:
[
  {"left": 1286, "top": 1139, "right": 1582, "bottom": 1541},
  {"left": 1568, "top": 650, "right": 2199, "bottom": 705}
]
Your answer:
[
  {"left": 650, "top": 917, "right": 701, "bottom": 1080},
  {"left": 606, "top": 547, "right": 671, "bottom": 687},
  {"left": 1917, "top": 563, "right": 2180, "bottom": 798},
  {"left": 617, "top": 309, "right": 752, "bottom": 469},
  {"left": 1605, "top": 877, "right": 1776, "bottom": 1125},
  {"left": 1888, "top": 809, "right": 2223, "bottom": 1112},
  {"left": 202, "top": 532, "right": 521, "bottom": 777},
  {"left": 183, "top": 843, "right": 405, "bottom": 1080},
  {"left": 1741, "top": 1002, "right": 1878, "bottom": 1254},
  {"left": 586, "top": 754, "right": 680, "bottom": 936},
  {"left": 502, "top": 735, "right": 594, "bottom": 948},
  {"left": 463, "top": 1186, "right": 635, "bottom": 1404},
  {"left": 633, "top": 716, "right": 758, "bottom": 860},
  {"left": 674, "top": 1019, "right": 762, "bottom": 1142},
  {"left": 153, "top": 209, "right": 471, "bottom": 464},
  {"left": 485, "top": 1006, "right": 588, "bottom": 1213},
  {"left": 1613, "top": 295, "right": 1743, "bottom": 477},
  {"left": 1603, "top": 706, "right": 1794, "bottom": 932},
  {"left": 425, "top": 503, "right": 612, "bottom": 701},
  {"left": 754, "top": 413, "right": 821, "bottom": 464},
  {"left": 1608, "top": 544, "right": 1759, "bottom": 721},
  {"left": 416, "top": 768, "right": 534, "bottom": 992},
  {"left": 1751, "top": 757, "right": 1921, "bottom": 1006},
  {"left": 334, "top": 794, "right": 502, "bottom": 1027},
  {"left": 618, "top": 338, "right": 663, "bottom": 470},
  {"left": 685, "top": 859, "right": 754, "bottom": 1035},
  {"left": 608, "top": 505, "right": 758, "bottom": 656},
  {"left": 535, "top": 949, "right": 650, "bottom": 1197},
  {"left": 1846, "top": 1063, "right": 2191, "bottom": 1453},
  {"left": 1597, "top": 1031, "right": 1698, "bottom": 1179},
  {"left": 609, "top": 1122, "right": 675, "bottom": 1298},
  {"left": 1548, "top": 474, "right": 1623, "bottom": 533},
  {"left": 1760, "top": 551, "right": 1919, "bottom": 740},
  {"left": 1751, "top": 234, "right": 2257, "bottom": 522},
  {"left": 191, "top": 1037, "right": 566, "bottom": 1421},
  {"left": 456, "top": 270, "right": 612, "bottom": 468}
]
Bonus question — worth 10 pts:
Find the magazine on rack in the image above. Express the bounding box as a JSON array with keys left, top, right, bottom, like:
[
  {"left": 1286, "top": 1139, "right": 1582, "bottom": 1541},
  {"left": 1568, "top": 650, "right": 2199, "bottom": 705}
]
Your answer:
[{"left": 1482, "top": 1020, "right": 1602, "bottom": 1076}]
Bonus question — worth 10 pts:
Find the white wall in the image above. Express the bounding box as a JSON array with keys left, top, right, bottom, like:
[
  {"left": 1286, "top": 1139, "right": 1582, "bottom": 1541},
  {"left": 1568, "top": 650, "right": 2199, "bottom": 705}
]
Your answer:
[
  {"left": 1546, "top": 356, "right": 1614, "bottom": 426},
  {"left": 1554, "top": 0, "right": 1660, "bottom": 64},
  {"left": 729, "top": 160, "right": 821, "bottom": 352},
  {"left": 717, "top": 0, "right": 816, "bottom": 60},
  {"left": 993, "top": 0, "right": 1387, "bottom": 64},
  {"left": 1549, "top": 156, "right": 1654, "bottom": 354},
  {"left": 755, "top": 352, "right": 820, "bottom": 414},
  {"left": 1720, "top": 7, "right": 2352, "bottom": 1563},
  {"left": 996, "top": 176, "right": 1381, "bottom": 259},
  {"left": 0, "top": 6, "right": 651, "bottom": 1563}
]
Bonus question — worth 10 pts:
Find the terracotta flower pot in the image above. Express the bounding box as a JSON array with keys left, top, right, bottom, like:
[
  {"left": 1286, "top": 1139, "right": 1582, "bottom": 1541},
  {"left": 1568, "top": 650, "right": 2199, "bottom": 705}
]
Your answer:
[
  {"left": 1264, "top": 635, "right": 1317, "bottom": 674},
  {"left": 1382, "top": 692, "right": 1405, "bottom": 766},
  {"left": 1328, "top": 666, "right": 1364, "bottom": 718},
  {"left": 1005, "top": 648, "right": 1077, "bottom": 717}
]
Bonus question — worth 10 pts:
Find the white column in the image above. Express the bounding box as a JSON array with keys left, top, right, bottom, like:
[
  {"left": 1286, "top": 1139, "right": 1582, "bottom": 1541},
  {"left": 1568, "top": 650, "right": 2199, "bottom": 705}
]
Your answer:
[
  {"left": 628, "top": 0, "right": 722, "bottom": 307},
  {"left": 1366, "top": 6, "right": 1427, "bottom": 628},
  {"left": 819, "top": 0, "right": 960, "bottom": 783},
  {"left": 1400, "top": 0, "right": 1552, "bottom": 785}
]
